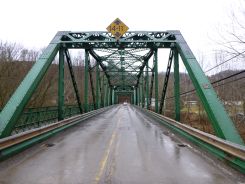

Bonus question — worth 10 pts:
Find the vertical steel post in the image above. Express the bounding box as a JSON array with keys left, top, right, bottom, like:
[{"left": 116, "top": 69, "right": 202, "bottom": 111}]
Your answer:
[
  {"left": 115, "top": 93, "right": 118, "bottom": 104},
  {"left": 107, "top": 84, "right": 109, "bottom": 106},
  {"left": 154, "top": 50, "right": 159, "bottom": 113},
  {"left": 174, "top": 49, "right": 180, "bottom": 121},
  {"left": 139, "top": 85, "right": 142, "bottom": 107},
  {"left": 105, "top": 82, "right": 108, "bottom": 107},
  {"left": 134, "top": 88, "right": 136, "bottom": 105},
  {"left": 141, "top": 75, "right": 144, "bottom": 108},
  {"left": 136, "top": 86, "right": 140, "bottom": 105},
  {"left": 99, "top": 73, "right": 103, "bottom": 107},
  {"left": 103, "top": 75, "right": 106, "bottom": 107},
  {"left": 108, "top": 86, "right": 110, "bottom": 106},
  {"left": 146, "top": 61, "right": 149, "bottom": 109},
  {"left": 109, "top": 87, "right": 112, "bottom": 105},
  {"left": 101, "top": 74, "right": 104, "bottom": 107},
  {"left": 96, "top": 63, "right": 100, "bottom": 109},
  {"left": 112, "top": 88, "right": 115, "bottom": 105},
  {"left": 131, "top": 93, "right": 133, "bottom": 104},
  {"left": 135, "top": 88, "right": 138, "bottom": 105},
  {"left": 149, "top": 65, "right": 155, "bottom": 107},
  {"left": 138, "top": 86, "right": 140, "bottom": 106},
  {"left": 58, "top": 48, "right": 64, "bottom": 121},
  {"left": 106, "top": 85, "right": 109, "bottom": 106},
  {"left": 137, "top": 88, "right": 139, "bottom": 105},
  {"left": 84, "top": 50, "right": 89, "bottom": 112}
]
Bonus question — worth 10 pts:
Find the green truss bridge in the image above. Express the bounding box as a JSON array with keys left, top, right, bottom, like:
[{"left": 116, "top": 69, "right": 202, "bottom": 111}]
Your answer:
[{"left": 0, "top": 30, "right": 244, "bottom": 183}]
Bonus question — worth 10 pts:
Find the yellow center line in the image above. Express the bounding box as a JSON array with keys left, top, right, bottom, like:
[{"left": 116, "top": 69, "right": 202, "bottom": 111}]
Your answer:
[{"left": 93, "top": 117, "right": 121, "bottom": 184}]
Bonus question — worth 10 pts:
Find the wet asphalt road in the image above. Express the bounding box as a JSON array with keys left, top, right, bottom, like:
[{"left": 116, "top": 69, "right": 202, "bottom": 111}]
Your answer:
[{"left": 0, "top": 105, "right": 243, "bottom": 184}]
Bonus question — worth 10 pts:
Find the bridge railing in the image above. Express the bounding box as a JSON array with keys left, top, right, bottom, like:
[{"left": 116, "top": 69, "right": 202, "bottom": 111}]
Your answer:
[{"left": 11, "top": 104, "right": 96, "bottom": 135}]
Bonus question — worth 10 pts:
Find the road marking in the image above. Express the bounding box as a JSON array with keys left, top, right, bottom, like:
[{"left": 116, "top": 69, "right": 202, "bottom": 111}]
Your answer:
[{"left": 93, "top": 117, "right": 120, "bottom": 184}]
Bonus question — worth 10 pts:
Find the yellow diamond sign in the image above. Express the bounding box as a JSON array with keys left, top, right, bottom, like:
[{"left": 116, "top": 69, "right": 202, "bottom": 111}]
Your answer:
[{"left": 107, "top": 18, "right": 129, "bottom": 40}]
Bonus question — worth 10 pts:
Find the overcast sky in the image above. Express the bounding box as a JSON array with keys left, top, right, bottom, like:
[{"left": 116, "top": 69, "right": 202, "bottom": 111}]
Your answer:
[{"left": 0, "top": 0, "right": 242, "bottom": 72}]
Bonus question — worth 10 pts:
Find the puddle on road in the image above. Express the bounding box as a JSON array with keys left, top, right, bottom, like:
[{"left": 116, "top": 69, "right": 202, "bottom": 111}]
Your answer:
[
  {"left": 44, "top": 143, "right": 55, "bottom": 147},
  {"left": 177, "top": 143, "right": 188, "bottom": 147}
]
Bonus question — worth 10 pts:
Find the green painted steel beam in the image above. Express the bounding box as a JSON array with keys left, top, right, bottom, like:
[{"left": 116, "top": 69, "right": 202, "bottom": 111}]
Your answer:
[
  {"left": 104, "top": 78, "right": 107, "bottom": 107},
  {"left": 112, "top": 88, "right": 115, "bottom": 105},
  {"left": 139, "top": 82, "right": 142, "bottom": 107},
  {"left": 0, "top": 35, "right": 60, "bottom": 138},
  {"left": 134, "top": 88, "right": 137, "bottom": 105},
  {"left": 154, "top": 49, "right": 159, "bottom": 113},
  {"left": 59, "top": 31, "right": 174, "bottom": 49},
  {"left": 149, "top": 64, "right": 155, "bottom": 107},
  {"left": 141, "top": 76, "right": 145, "bottom": 108},
  {"left": 102, "top": 75, "right": 105, "bottom": 107},
  {"left": 136, "top": 50, "right": 154, "bottom": 87},
  {"left": 110, "top": 87, "right": 113, "bottom": 105},
  {"left": 84, "top": 50, "right": 89, "bottom": 112},
  {"left": 88, "top": 60, "right": 96, "bottom": 110},
  {"left": 137, "top": 87, "right": 140, "bottom": 106},
  {"left": 115, "top": 91, "right": 133, "bottom": 95},
  {"left": 106, "top": 71, "right": 141, "bottom": 73},
  {"left": 174, "top": 49, "right": 180, "bottom": 121},
  {"left": 159, "top": 50, "right": 174, "bottom": 114},
  {"left": 146, "top": 60, "right": 149, "bottom": 109},
  {"left": 89, "top": 49, "right": 111, "bottom": 86},
  {"left": 173, "top": 30, "right": 244, "bottom": 145},
  {"left": 109, "top": 87, "right": 112, "bottom": 105},
  {"left": 96, "top": 63, "right": 100, "bottom": 109},
  {"left": 99, "top": 71, "right": 103, "bottom": 107},
  {"left": 106, "top": 83, "right": 109, "bottom": 106},
  {"left": 64, "top": 49, "right": 83, "bottom": 113},
  {"left": 58, "top": 48, "right": 65, "bottom": 121},
  {"left": 108, "top": 87, "right": 111, "bottom": 105}
]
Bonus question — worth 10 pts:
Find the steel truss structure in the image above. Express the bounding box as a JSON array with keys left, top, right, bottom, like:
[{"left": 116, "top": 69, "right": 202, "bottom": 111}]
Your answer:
[{"left": 0, "top": 31, "right": 243, "bottom": 145}]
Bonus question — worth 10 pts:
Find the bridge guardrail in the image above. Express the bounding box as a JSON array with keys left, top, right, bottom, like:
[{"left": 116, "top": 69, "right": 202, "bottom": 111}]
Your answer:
[
  {"left": 0, "top": 105, "right": 112, "bottom": 161},
  {"left": 12, "top": 104, "right": 97, "bottom": 134},
  {"left": 137, "top": 106, "right": 245, "bottom": 173}
]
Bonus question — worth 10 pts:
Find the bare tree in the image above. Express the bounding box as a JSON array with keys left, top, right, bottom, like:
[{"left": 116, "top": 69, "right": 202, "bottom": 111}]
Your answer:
[{"left": 0, "top": 41, "right": 23, "bottom": 62}]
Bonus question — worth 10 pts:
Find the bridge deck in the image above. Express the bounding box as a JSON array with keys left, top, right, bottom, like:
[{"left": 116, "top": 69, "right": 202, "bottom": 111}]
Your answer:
[{"left": 0, "top": 105, "right": 242, "bottom": 184}]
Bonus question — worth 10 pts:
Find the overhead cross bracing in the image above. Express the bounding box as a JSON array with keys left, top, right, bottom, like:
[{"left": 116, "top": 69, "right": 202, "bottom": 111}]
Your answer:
[
  {"left": 59, "top": 31, "right": 175, "bottom": 49},
  {"left": 57, "top": 31, "right": 175, "bottom": 90},
  {"left": 92, "top": 48, "right": 151, "bottom": 89}
]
